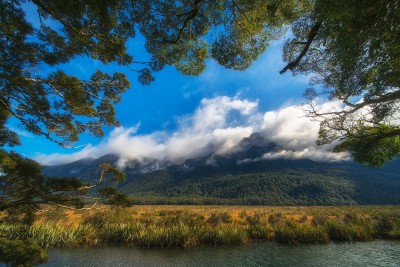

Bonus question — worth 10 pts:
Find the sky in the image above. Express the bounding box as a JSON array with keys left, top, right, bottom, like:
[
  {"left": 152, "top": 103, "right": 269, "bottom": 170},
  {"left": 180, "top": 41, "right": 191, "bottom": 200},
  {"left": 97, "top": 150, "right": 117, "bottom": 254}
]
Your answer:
[{"left": 7, "top": 5, "right": 350, "bottom": 166}]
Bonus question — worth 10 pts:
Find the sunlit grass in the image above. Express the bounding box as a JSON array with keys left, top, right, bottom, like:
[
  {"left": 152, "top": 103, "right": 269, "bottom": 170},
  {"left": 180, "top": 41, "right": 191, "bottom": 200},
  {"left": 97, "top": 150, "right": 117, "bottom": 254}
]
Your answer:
[{"left": 1, "top": 205, "right": 399, "bottom": 249}]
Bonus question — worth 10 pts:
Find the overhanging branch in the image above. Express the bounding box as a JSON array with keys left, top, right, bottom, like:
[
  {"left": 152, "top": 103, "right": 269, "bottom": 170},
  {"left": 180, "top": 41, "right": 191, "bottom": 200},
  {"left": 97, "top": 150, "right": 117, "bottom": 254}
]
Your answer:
[
  {"left": 163, "top": 0, "right": 205, "bottom": 44},
  {"left": 280, "top": 21, "right": 321, "bottom": 74}
]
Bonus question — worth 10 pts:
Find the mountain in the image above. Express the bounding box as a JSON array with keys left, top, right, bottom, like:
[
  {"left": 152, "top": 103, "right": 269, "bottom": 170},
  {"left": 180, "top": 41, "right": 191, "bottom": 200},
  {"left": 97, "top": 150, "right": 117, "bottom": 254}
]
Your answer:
[{"left": 43, "top": 133, "right": 400, "bottom": 205}]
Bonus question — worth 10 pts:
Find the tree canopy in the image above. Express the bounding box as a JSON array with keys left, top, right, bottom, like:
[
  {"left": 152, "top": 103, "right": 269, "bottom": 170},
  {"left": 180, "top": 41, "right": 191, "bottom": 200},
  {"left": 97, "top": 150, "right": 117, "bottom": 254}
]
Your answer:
[
  {"left": 281, "top": 0, "right": 400, "bottom": 166},
  {"left": 1, "top": 0, "right": 398, "bottom": 167},
  {"left": 1, "top": 0, "right": 399, "bottom": 265},
  {"left": 1, "top": 0, "right": 310, "bottom": 149}
]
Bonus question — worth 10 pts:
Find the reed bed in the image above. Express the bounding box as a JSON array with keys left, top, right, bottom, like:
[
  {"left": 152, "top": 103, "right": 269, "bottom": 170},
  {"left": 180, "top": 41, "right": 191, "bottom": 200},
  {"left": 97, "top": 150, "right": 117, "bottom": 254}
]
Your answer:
[{"left": 1, "top": 205, "right": 400, "bottom": 249}]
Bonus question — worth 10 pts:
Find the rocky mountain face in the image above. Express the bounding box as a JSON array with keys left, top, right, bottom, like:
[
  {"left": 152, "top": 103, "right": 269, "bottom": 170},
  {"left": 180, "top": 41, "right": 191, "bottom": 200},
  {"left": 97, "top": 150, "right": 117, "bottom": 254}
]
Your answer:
[{"left": 43, "top": 133, "right": 400, "bottom": 205}]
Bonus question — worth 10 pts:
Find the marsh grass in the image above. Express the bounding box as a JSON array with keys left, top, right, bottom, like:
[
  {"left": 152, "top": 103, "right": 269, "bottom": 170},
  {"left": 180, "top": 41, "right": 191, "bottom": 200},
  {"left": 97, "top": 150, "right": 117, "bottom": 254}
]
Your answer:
[
  {"left": 325, "top": 221, "right": 373, "bottom": 241},
  {"left": 274, "top": 221, "right": 329, "bottom": 244},
  {"left": 1, "top": 205, "right": 399, "bottom": 249}
]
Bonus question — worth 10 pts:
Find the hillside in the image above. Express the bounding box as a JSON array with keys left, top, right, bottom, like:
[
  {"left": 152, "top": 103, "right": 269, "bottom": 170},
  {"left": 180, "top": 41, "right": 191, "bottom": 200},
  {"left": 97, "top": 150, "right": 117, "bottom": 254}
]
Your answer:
[{"left": 43, "top": 133, "right": 400, "bottom": 205}]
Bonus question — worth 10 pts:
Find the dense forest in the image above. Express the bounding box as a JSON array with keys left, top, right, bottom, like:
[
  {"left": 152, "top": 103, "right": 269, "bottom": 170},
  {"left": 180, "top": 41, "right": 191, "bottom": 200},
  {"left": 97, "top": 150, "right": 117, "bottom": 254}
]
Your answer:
[{"left": 44, "top": 153, "right": 400, "bottom": 205}]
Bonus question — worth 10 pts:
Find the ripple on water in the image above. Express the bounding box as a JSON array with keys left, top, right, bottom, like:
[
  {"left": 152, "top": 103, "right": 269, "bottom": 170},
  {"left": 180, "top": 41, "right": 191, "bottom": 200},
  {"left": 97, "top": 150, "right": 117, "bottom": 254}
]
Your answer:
[{"left": 42, "top": 240, "right": 400, "bottom": 267}]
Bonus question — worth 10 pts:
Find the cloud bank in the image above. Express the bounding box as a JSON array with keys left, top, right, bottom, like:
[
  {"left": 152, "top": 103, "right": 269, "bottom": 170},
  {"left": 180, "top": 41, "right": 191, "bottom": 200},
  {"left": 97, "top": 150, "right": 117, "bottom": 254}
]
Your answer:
[{"left": 35, "top": 96, "right": 350, "bottom": 166}]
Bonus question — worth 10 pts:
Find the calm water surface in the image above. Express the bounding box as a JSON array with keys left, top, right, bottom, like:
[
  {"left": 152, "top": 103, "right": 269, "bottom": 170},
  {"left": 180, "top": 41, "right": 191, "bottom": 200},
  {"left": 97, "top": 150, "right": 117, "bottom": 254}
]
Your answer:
[{"left": 42, "top": 241, "right": 400, "bottom": 267}]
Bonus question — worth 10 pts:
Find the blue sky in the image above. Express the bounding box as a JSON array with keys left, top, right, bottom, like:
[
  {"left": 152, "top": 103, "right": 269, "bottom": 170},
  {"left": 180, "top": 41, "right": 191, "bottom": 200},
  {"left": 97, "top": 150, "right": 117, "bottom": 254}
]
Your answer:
[
  {"left": 8, "top": 5, "right": 352, "bottom": 165},
  {"left": 10, "top": 36, "right": 309, "bottom": 158}
]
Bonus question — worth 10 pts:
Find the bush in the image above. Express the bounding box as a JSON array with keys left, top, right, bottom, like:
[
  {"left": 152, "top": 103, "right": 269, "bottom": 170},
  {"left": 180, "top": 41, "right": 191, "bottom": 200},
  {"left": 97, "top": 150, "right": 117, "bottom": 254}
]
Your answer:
[{"left": 0, "top": 238, "right": 48, "bottom": 267}]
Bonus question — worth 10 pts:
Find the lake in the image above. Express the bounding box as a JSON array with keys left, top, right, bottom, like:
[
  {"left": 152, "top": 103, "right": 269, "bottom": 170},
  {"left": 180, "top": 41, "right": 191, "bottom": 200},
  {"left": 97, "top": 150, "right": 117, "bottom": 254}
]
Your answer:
[{"left": 42, "top": 241, "right": 400, "bottom": 267}]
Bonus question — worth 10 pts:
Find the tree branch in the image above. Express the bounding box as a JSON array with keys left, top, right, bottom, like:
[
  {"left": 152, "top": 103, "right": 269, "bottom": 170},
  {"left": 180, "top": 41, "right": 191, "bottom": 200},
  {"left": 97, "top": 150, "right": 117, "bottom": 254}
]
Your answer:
[
  {"left": 163, "top": 0, "right": 205, "bottom": 44},
  {"left": 280, "top": 21, "right": 321, "bottom": 74}
]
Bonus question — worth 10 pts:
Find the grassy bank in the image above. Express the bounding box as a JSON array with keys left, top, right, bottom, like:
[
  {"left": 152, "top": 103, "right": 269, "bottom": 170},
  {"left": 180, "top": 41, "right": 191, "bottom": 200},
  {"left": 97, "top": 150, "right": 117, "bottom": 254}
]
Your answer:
[{"left": 1, "top": 206, "right": 400, "bottom": 249}]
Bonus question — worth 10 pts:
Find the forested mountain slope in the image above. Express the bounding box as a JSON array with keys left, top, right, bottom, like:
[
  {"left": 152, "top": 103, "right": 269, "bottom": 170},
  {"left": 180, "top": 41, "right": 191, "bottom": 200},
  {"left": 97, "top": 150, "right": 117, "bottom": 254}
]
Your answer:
[{"left": 44, "top": 134, "right": 400, "bottom": 205}]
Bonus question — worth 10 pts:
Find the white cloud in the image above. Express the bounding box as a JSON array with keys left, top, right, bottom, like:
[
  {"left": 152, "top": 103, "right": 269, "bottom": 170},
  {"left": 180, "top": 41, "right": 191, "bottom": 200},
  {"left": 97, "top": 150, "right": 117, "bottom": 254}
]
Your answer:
[
  {"left": 260, "top": 101, "right": 342, "bottom": 150},
  {"left": 6, "top": 126, "right": 34, "bottom": 138},
  {"left": 35, "top": 96, "right": 350, "bottom": 166},
  {"left": 36, "top": 96, "right": 260, "bottom": 166},
  {"left": 262, "top": 148, "right": 350, "bottom": 162}
]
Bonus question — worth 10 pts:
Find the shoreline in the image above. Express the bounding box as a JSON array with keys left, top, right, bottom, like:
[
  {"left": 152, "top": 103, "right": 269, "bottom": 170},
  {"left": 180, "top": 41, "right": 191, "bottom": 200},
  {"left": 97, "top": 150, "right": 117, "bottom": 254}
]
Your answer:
[{"left": 1, "top": 205, "right": 399, "bottom": 249}]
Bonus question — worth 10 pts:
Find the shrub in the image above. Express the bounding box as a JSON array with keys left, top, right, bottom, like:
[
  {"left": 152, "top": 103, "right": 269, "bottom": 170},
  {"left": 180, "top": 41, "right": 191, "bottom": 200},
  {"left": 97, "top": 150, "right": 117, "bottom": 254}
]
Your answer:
[{"left": 0, "top": 238, "right": 48, "bottom": 267}]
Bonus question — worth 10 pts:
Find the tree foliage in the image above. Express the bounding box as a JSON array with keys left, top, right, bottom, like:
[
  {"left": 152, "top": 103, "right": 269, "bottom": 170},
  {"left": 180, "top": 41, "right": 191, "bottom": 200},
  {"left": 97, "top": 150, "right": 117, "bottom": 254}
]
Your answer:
[
  {"left": 0, "top": 1, "right": 310, "bottom": 265},
  {"left": 135, "top": 0, "right": 309, "bottom": 73},
  {"left": 1, "top": 0, "right": 310, "bottom": 148},
  {"left": 1, "top": 0, "right": 398, "bottom": 166},
  {"left": 282, "top": 0, "right": 400, "bottom": 166},
  {"left": 0, "top": 150, "right": 128, "bottom": 220},
  {"left": 0, "top": 238, "right": 48, "bottom": 267},
  {"left": 0, "top": 0, "right": 399, "bottom": 264},
  {"left": 2, "top": 0, "right": 143, "bottom": 147}
]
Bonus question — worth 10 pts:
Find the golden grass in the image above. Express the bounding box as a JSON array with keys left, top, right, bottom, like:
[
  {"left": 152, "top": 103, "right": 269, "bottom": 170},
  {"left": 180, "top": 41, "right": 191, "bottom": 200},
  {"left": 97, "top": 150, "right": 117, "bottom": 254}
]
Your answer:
[
  {"left": 1, "top": 205, "right": 399, "bottom": 248},
  {"left": 37, "top": 205, "right": 400, "bottom": 226}
]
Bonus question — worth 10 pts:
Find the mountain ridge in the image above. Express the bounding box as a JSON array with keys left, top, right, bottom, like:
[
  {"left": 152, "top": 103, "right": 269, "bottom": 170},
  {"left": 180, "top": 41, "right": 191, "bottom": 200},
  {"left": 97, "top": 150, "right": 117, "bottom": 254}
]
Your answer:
[{"left": 43, "top": 133, "right": 400, "bottom": 205}]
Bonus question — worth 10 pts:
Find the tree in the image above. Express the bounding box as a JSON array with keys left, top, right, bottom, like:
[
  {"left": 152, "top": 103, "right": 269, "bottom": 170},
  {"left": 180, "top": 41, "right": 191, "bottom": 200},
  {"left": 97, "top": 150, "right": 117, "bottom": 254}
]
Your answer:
[
  {"left": 1, "top": 0, "right": 153, "bottom": 148},
  {"left": 0, "top": 1, "right": 308, "bottom": 265},
  {"left": 135, "top": 0, "right": 311, "bottom": 73},
  {"left": 1, "top": 0, "right": 398, "bottom": 264},
  {"left": 281, "top": 0, "right": 400, "bottom": 166},
  {"left": 1, "top": 0, "right": 310, "bottom": 149},
  {"left": 0, "top": 149, "right": 128, "bottom": 266},
  {"left": 0, "top": 150, "right": 127, "bottom": 222}
]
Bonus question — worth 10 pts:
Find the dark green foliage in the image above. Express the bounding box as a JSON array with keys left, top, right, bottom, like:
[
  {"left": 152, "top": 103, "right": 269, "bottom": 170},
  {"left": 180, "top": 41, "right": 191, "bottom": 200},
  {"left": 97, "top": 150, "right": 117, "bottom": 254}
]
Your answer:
[
  {"left": 283, "top": 0, "right": 400, "bottom": 165},
  {"left": 124, "top": 164, "right": 399, "bottom": 205},
  {"left": 0, "top": 238, "right": 48, "bottom": 267},
  {"left": 0, "top": 150, "right": 86, "bottom": 219},
  {"left": 45, "top": 154, "right": 400, "bottom": 206},
  {"left": 0, "top": 150, "right": 128, "bottom": 215},
  {"left": 98, "top": 187, "right": 131, "bottom": 207},
  {"left": 333, "top": 126, "right": 400, "bottom": 167},
  {"left": 0, "top": 0, "right": 143, "bottom": 148},
  {"left": 135, "top": 0, "right": 310, "bottom": 75}
]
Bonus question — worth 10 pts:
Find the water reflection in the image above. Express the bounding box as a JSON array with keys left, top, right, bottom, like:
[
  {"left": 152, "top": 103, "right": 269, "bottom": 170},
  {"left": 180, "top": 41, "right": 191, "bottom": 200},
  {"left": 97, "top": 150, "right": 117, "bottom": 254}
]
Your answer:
[{"left": 43, "top": 241, "right": 400, "bottom": 267}]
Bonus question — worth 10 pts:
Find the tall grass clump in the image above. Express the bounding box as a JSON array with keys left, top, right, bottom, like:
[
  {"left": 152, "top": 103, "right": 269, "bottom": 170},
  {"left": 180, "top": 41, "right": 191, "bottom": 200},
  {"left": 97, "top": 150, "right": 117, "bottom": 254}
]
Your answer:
[
  {"left": 325, "top": 221, "right": 372, "bottom": 241},
  {"left": 373, "top": 213, "right": 400, "bottom": 239},
  {"left": 29, "top": 223, "right": 97, "bottom": 248},
  {"left": 102, "top": 222, "right": 200, "bottom": 248},
  {"left": 274, "top": 221, "right": 329, "bottom": 244},
  {"left": 206, "top": 212, "right": 232, "bottom": 225},
  {"left": 268, "top": 213, "right": 283, "bottom": 225},
  {"left": 201, "top": 225, "right": 247, "bottom": 245},
  {"left": 247, "top": 224, "right": 270, "bottom": 240}
]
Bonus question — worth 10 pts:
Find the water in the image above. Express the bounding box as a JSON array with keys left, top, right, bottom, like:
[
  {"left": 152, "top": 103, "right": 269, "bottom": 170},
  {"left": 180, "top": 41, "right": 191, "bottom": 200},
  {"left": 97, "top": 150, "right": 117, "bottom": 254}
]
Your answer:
[{"left": 43, "top": 241, "right": 400, "bottom": 267}]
